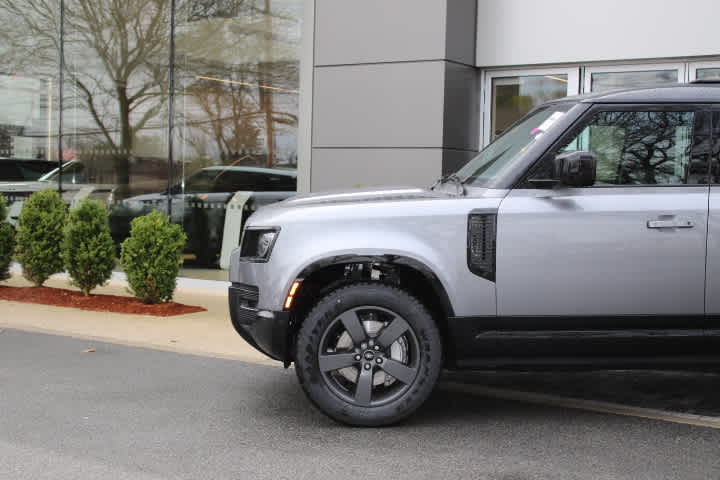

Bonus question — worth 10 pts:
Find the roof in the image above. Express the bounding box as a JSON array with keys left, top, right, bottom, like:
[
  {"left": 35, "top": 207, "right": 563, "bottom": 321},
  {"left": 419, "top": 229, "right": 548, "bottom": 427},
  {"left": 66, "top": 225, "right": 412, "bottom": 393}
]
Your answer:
[
  {"left": 549, "top": 83, "right": 720, "bottom": 104},
  {"left": 200, "top": 166, "right": 297, "bottom": 177}
]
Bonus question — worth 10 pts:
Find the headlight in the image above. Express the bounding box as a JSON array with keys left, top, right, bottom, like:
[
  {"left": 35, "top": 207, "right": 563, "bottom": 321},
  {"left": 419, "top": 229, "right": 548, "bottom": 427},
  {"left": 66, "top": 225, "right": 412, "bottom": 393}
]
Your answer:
[{"left": 240, "top": 227, "right": 279, "bottom": 261}]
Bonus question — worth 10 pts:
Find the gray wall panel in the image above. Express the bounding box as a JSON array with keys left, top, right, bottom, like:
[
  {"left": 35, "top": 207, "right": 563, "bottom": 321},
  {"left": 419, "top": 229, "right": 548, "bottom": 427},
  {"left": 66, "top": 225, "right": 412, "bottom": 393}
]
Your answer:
[
  {"left": 443, "top": 62, "right": 479, "bottom": 152},
  {"left": 445, "top": 0, "right": 477, "bottom": 66},
  {"left": 314, "top": 0, "right": 446, "bottom": 65},
  {"left": 313, "top": 62, "right": 446, "bottom": 148},
  {"left": 311, "top": 148, "right": 442, "bottom": 190}
]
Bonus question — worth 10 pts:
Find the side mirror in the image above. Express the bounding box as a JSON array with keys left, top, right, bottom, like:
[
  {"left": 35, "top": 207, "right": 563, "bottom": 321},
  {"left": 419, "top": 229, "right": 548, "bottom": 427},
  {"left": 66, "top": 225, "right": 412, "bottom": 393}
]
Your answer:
[{"left": 554, "top": 150, "right": 596, "bottom": 187}]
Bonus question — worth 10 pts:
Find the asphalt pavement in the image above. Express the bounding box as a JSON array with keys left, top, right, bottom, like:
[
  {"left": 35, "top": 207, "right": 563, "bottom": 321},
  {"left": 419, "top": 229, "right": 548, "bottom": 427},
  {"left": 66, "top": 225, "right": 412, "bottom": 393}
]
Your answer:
[{"left": 1, "top": 329, "right": 719, "bottom": 480}]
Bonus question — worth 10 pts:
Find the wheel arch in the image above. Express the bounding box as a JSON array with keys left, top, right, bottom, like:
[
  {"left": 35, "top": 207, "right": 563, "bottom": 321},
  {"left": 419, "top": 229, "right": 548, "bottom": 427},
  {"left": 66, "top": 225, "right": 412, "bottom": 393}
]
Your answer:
[{"left": 285, "top": 254, "right": 456, "bottom": 367}]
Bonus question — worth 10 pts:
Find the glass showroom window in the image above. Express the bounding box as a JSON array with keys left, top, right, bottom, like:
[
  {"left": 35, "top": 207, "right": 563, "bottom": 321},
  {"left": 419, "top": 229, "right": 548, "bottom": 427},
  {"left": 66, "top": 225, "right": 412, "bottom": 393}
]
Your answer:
[
  {"left": 690, "top": 61, "right": 720, "bottom": 82},
  {"left": 584, "top": 64, "right": 684, "bottom": 93},
  {"left": 485, "top": 70, "right": 578, "bottom": 143},
  {"left": 0, "top": 0, "right": 60, "bottom": 222},
  {"left": 0, "top": 0, "right": 303, "bottom": 281},
  {"left": 170, "top": 0, "right": 302, "bottom": 277}
]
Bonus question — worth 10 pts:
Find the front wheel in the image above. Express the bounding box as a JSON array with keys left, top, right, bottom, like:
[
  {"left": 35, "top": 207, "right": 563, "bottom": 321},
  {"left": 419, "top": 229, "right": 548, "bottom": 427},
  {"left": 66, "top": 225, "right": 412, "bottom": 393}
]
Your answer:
[{"left": 295, "top": 283, "right": 442, "bottom": 426}]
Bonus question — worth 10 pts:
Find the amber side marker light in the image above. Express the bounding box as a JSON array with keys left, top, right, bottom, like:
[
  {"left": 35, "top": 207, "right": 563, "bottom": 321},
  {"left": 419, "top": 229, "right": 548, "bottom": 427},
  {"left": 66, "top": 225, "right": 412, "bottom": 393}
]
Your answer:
[{"left": 284, "top": 281, "right": 302, "bottom": 310}]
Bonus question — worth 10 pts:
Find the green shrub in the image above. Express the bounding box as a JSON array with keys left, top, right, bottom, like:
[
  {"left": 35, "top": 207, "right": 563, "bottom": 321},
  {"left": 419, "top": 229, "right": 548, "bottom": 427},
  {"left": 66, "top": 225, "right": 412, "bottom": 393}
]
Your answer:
[
  {"left": 62, "top": 198, "right": 115, "bottom": 296},
  {"left": 0, "top": 194, "right": 15, "bottom": 281},
  {"left": 0, "top": 192, "right": 8, "bottom": 221},
  {"left": 120, "top": 210, "right": 186, "bottom": 304},
  {"left": 15, "top": 189, "right": 66, "bottom": 286}
]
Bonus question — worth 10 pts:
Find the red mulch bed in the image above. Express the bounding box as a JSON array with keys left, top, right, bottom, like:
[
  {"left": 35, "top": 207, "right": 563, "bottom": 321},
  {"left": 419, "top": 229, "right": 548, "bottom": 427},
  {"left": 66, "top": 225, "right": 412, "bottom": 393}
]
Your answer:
[{"left": 0, "top": 285, "right": 206, "bottom": 317}]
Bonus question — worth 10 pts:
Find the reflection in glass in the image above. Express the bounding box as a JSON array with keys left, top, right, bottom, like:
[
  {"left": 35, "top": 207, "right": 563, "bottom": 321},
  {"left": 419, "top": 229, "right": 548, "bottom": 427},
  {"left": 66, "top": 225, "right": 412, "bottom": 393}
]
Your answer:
[
  {"left": 459, "top": 104, "right": 573, "bottom": 187},
  {"left": 63, "top": 0, "right": 171, "bottom": 202},
  {"left": 491, "top": 74, "right": 568, "bottom": 139},
  {"left": 590, "top": 70, "right": 677, "bottom": 92},
  {"left": 0, "top": 0, "right": 59, "bottom": 221},
  {"left": 561, "top": 111, "right": 696, "bottom": 185},
  {"left": 0, "top": 0, "right": 303, "bottom": 279},
  {"left": 171, "top": 0, "right": 302, "bottom": 272},
  {"left": 697, "top": 68, "right": 720, "bottom": 81}
]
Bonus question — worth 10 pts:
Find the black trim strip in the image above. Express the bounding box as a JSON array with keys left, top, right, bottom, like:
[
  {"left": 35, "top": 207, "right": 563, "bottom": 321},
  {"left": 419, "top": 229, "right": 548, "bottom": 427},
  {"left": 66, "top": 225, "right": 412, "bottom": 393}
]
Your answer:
[
  {"left": 449, "top": 315, "right": 707, "bottom": 331},
  {"left": 455, "top": 355, "right": 720, "bottom": 370}
]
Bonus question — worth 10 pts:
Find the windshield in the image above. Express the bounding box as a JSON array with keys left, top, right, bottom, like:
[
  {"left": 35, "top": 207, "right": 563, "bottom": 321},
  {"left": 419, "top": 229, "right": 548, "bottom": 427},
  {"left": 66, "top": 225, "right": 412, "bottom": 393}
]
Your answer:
[
  {"left": 457, "top": 103, "right": 574, "bottom": 187},
  {"left": 38, "top": 162, "right": 84, "bottom": 183}
]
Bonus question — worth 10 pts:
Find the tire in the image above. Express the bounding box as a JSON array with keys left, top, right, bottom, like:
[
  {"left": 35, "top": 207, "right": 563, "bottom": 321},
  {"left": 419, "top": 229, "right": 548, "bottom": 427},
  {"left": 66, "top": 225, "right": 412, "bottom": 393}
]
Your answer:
[{"left": 295, "top": 282, "right": 442, "bottom": 426}]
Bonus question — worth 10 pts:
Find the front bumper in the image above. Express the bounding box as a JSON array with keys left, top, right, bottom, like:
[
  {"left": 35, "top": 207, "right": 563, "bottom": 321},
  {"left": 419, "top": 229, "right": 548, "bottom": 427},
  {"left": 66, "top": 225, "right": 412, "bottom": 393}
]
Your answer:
[{"left": 228, "top": 283, "right": 289, "bottom": 362}]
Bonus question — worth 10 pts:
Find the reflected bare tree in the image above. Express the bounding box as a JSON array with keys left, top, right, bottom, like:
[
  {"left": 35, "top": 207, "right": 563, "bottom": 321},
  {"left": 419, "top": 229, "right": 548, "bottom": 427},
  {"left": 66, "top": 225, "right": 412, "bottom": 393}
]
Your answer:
[
  {"left": 0, "top": 0, "right": 170, "bottom": 198},
  {"left": 598, "top": 111, "right": 692, "bottom": 185},
  {"left": 176, "top": 0, "right": 299, "bottom": 169}
]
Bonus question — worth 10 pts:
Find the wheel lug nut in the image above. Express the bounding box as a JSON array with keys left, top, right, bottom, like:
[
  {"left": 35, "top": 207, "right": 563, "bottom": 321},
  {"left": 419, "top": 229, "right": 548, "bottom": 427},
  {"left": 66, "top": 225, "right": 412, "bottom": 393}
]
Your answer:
[
  {"left": 376, "top": 357, "right": 383, "bottom": 364},
  {"left": 364, "top": 363, "right": 371, "bottom": 370},
  {"left": 361, "top": 342, "right": 367, "bottom": 349},
  {"left": 354, "top": 354, "right": 361, "bottom": 361},
  {"left": 374, "top": 345, "right": 380, "bottom": 351}
]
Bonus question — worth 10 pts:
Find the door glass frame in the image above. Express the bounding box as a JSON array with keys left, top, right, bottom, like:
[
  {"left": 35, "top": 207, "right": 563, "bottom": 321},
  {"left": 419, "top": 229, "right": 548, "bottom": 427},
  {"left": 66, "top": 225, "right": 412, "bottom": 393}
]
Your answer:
[
  {"left": 481, "top": 68, "right": 580, "bottom": 146},
  {"left": 582, "top": 62, "right": 687, "bottom": 93},
  {"left": 689, "top": 61, "right": 720, "bottom": 82}
]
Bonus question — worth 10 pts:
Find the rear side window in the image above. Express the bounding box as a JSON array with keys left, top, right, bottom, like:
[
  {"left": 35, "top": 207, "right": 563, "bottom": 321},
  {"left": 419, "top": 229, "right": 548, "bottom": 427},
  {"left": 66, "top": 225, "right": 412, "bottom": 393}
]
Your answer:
[{"left": 559, "top": 110, "right": 700, "bottom": 185}]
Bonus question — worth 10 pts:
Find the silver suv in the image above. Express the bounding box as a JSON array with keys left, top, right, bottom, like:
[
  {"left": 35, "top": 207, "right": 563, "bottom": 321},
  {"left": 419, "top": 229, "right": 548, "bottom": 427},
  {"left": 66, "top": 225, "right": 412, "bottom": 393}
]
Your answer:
[{"left": 229, "top": 83, "right": 720, "bottom": 426}]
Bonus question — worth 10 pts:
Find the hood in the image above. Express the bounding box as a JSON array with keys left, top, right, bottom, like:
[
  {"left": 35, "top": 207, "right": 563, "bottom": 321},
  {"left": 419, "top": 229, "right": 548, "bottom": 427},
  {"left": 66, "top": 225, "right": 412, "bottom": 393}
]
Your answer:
[{"left": 279, "top": 186, "right": 451, "bottom": 208}]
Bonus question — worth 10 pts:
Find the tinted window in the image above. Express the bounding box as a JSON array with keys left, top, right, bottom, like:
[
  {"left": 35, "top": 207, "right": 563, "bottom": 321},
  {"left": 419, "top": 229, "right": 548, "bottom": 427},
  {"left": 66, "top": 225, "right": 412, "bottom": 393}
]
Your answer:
[
  {"left": 184, "top": 171, "right": 216, "bottom": 194},
  {"left": 213, "top": 171, "right": 296, "bottom": 192},
  {"left": 16, "top": 161, "right": 56, "bottom": 180},
  {"left": 559, "top": 110, "right": 698, "bottom": 185},
  {"left": 0, "top": 162, "right": 21, "bottom": 181}
]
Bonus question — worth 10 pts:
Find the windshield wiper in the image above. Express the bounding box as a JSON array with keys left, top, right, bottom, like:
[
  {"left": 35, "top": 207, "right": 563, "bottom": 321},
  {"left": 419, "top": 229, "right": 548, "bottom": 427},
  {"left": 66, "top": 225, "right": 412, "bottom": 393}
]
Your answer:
[{"left": 431, "top": 173, "right": 465, "bottom": 196}]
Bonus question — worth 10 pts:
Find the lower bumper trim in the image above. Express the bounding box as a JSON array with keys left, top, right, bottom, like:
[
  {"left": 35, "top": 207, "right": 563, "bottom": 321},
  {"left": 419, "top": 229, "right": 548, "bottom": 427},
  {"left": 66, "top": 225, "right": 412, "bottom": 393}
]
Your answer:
[{"left": 229, "top": 286, "right": 289, "bottom": 362}]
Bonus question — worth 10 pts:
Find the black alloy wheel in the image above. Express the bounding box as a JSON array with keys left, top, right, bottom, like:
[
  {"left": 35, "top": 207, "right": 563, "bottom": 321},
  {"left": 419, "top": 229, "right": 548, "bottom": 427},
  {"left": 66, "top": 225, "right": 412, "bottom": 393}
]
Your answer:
[{"left": 295, "top": 283, "right": 442, "bottom": 426}]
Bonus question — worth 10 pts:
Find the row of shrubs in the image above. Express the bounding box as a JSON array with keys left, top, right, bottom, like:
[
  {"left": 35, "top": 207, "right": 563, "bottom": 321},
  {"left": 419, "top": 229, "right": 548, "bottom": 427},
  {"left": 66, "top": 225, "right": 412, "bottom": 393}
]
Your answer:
[{"left": 0, "top": 190, "right": 187, "bottom": 304}]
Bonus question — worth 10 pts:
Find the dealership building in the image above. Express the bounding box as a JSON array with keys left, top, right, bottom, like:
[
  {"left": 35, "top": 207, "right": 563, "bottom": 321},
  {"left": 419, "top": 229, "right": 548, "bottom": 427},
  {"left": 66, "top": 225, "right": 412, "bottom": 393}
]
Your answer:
[{"left": 1, "top": 0, "right": 719, "bottom": 279}]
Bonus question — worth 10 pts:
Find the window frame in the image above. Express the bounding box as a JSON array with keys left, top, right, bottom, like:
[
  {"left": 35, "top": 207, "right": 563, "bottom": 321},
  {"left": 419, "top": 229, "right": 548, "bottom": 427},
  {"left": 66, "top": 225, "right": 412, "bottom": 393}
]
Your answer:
[
  {"left": 582, "top": 62, "right": 687, "bottom": 93},
  {"left": 481, "top": 68, "right": 581, "bottom": 146},
  {"left": 689, "top": 61, "right": 720, "bottom": 82},
  {"left": 516, "top": 103, "right": 713, "bottom": 189},
  {"left": 480, "top": 59, "right": 720, "bottom": 149}
]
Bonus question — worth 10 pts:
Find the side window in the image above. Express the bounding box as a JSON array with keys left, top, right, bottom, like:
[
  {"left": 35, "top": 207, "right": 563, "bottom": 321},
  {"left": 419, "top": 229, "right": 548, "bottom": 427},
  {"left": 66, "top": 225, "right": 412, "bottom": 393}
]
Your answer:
[
  {"left": 0, "top": 162, "right": 22, "bottom": 181},
  {"left": 558, "top": 110, "right": 698, "bottom": 185},
  {"left": 184, "top": 171, "right": 214, "bottom": 193},
  {"left": 265, "top": 174, "right": 296, "bottom": 191}
]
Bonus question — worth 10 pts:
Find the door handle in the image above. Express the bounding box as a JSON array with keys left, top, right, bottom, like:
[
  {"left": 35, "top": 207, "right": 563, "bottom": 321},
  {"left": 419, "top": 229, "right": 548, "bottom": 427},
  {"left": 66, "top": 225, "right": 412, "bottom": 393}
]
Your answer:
[{"left": 646, "top": 219, "right": 694, "bottom": 229}]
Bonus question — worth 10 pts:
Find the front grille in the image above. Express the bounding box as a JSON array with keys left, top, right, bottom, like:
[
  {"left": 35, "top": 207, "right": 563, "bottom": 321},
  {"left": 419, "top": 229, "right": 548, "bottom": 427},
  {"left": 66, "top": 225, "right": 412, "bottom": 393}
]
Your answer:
[
  {"left": 467, "top": 212, "right": 496, "bottom": 281},
  {"left": 232, "top": 283, "right": 259, "bottom": 307},
  {"left": 234, "top": 283, "right": 259, "bottom": 302},
  {"left": 235, "top": 306, "right": 257, "bottom": 325}
]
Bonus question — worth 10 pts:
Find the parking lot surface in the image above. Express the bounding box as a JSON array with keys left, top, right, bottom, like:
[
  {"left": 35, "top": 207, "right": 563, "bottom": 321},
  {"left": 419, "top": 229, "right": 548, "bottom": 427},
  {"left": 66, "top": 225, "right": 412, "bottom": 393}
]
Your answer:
[{"left": 1, "top": 329, "right": 719, "bottom": 480}]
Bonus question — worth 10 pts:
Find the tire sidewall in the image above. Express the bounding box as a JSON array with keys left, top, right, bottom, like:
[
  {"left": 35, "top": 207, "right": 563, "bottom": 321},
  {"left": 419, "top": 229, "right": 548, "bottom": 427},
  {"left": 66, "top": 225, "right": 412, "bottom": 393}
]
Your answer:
[{"left": 295, "top": 283, "right": 442, "bottom": 426}]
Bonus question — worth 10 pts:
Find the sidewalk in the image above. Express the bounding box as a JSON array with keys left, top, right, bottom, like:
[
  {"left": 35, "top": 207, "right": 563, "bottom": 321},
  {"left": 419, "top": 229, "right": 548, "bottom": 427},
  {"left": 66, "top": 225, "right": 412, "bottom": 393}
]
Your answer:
[{"left": 0, "top": 272, "right": 275, "bottom": 366}]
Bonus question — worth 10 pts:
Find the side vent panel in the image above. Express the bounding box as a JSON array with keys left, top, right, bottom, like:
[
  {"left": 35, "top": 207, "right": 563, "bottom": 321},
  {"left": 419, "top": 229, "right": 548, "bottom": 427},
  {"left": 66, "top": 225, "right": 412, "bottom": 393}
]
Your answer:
[{"left": 467, "top": 212, "right": 497, "bottom": 282}]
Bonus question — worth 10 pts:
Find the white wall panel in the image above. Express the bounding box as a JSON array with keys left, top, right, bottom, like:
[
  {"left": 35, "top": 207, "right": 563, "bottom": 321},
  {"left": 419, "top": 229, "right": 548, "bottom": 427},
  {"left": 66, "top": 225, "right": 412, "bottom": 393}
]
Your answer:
[{"left": 476, "top": 0, "right": 720, "bottom": 67}]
